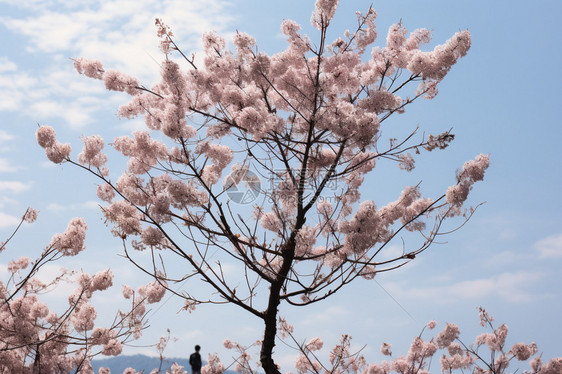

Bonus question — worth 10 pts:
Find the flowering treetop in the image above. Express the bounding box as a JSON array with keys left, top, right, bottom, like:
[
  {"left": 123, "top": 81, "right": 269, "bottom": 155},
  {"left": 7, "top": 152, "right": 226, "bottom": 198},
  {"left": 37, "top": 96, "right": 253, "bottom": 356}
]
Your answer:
[{"left": 36, "top": 0, "right": 488, "bottom": 372}]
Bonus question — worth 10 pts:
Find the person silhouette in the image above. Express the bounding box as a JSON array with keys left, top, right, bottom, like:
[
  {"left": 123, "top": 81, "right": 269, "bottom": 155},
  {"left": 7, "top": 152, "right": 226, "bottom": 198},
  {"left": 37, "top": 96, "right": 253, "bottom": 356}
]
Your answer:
[{"left": 189, "top": 345, "right": 202, "bottom": 374}]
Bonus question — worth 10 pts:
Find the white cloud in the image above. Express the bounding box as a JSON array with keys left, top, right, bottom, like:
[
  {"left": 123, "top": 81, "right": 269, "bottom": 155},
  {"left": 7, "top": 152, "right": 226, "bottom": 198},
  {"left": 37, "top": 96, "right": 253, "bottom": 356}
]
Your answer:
[
  {"left": 534, "top": 233, "right": 562, "bottom": 258},
  {"left": 0, "top": 196, "right": 18, "bottom": 209},
  {"left": 0, "top": 211, "right": 20, "bottom": 228},
  {"left": 0, "top": 158, "right": 17, "bottom": 172},
  {"left": 0, "top": 0, "right": 237, "bottom": 126},
  {"left": 46, "top": 200, "right": 100, "bottom": 211},
  {"left": 386, "top": 270, "right": 546, "bottom": 304},
  {"left": 301, "top": 305, "right": 349, "bottom": 324},
  {"left": 0, "top": 181, "right": 31, "bottom": 193},
  {"left": 0, "top": 71, "right": 37, "bottom": 111},
  {"left": 377, "top": 244, "right": 405, "bottom": 261},
  {"left": 29, "top": 99, "right": 97, "bottom": 127},
  {"left": 0, "top": 130, "right": 15, "bottom": 143},
  {"left": 0, "top": 57, "right": 17, "bottom": 73},
  {"left": 1, "top": 0, "right": 237, "bottom": 79}
]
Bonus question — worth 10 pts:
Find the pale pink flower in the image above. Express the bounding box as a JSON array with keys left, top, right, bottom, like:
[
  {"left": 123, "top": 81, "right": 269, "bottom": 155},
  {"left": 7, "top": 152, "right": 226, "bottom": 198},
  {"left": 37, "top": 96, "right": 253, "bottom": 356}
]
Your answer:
[
  {"left": 417, "top": 80, "right": 439, "bottom": 99},
  {"left": 484, "top": 324, "right": 508, "bottom": 351},
  {"left": 397, "top": 153, "right": 415, "bottom": 171},
  {"left": 102, "top": 338, "right": 123, "bottom": 356},
  {"left": 260, "top": 211, "right": 283, "bottom": 233},
  {"left": 138, "top": 280, "right": 166, "bottom": 303},
  {"left": 306, "top": 337, "right": 324, "bottom": 351},
  {"left": 78, "top": 135, "right": 107, "bottom": 168},
  {"left": 141, "top": 226, "right": 165, "bottom": 247},
  {"left": 37, "top": 126, "right": 73, "bottom": 164},
  {"left": 426, "top": 320, "right": 437, "bottom": 330},
  {"left": 478, "top": 306, "right": 494, "bottom": 326},
  {"left": 96, "top": 184, "right": 115, "bottom": 202},
  {"left": 359, "top": 265, "right": 376, "bottom": 280},
  {"left": 103, "top": 70, "right": 139, "bottom": 96},
  {"left": 278, "top": 317, "right": 294, "bottom": 339},
  {"left": 447, "top": 342, "right": 463, "bottom": 356},
  {"left": 23, "top": 207, "right": 38, "bottom": 223},
  {"left": 45, "top": 142, "right": 72, "bottom": 164},
  {"left": 446, "top": 154, "right": 490, "bottom": 208},
  {"left": 440, "top": 353, "right": 475, "bottom": 371},
  {"left": 392, "top": 358, "right": 409, "bottom": 372},
  {"left": 380, "top": 342, "right": 392, "bottom": 356},
  {"left": 78, "top": 273, "right": 92, "bottom": 291},
  {"left": 311, "top": 0, "right": 339, "bottom": 29},
  {"left": 510, "top": 342, "right": 537, "bottom": 361},
  {"left": 72, "top": 302, "right": 97, "bottom": 331},
  {"left": 168, "top": 363, "right": 188, "bottom": 374},
  {"left": 30, "top": 300, "right": 49, "bottom": 319},
  {"left": 364, "top": 363, "right": 385, "bottom": 374},
  {"left": 424, "top": 132, "right": 454, "bottom": 151},
  {"left": 201, "top": 353, "right": 225, "bottom": 374},
  {"left": 36, "top": 126, "right": 57, "bottom": 148},
  {"left": 436, "top": 323, "right": 460, "bottom": 348},
  {"left": 405, "top": 28, "right": 432, "bottom": 50},
  {"left": 295, "top": 354, "right": 321, "bottom": 374},
  {"left": 50, "top": 217, "right": 87, "bottom": 256},
  {"left": 122, "top": 284, "right": 134, "bottom": 299},
  {"left": 91, "top": 269, "right": 113, "bottom": 291},
  {"left": 281, "top": 19, "right": 301, "bottom": 37},
  {"left": 155, "top": 18, "right": 174, "bottom": 54},
  {"left": 7, "top": 256, "right": 30, "bottom": 273},
  {"left": 295, "top": 226, "right": 317, "bottom": 257},
  {"left": 233, "top": 31, "right": 256, "bottom": 55},
  {"left": 354, "top": 8, "right": 377, "bottom": 52},
  {"left": 541, "top": 357, "right": 562, "bottom": 374},
  {"left": 73, "top": 58, "right": 104, "bottom": 79},
  {"left": 182, "top": 299, "right": 198, "bottom": 313},
  {"left": 223, "top": 339, "right": 235, "bottom": 349},
  {"left": 91, "top": 327, "right": 113, "bottom": 345},
  {"left": 359, "top": 89, "right": 401, "bottom": 114},
  {"left": 386, "top": 22, "right": 407, "bottom": 50},
  {"left": 103, "top": 200, "right": 142, "bottom": 237}
]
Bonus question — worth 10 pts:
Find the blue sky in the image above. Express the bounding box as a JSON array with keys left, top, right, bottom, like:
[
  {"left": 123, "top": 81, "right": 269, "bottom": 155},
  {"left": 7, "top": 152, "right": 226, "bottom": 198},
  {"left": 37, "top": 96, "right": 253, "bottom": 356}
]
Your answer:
[{"left": 0, "top": 0, "right": 561, "bottom": 371}]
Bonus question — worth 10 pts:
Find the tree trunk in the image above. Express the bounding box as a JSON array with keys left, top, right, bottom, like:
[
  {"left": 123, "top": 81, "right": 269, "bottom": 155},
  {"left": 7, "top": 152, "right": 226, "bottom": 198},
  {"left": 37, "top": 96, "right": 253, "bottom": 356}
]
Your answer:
[
  {"left": 260, "top": 282, "right": 283, "bottom": 374},
  {"left": 259, "top": 235, "right": 298, "bottom": 374}
]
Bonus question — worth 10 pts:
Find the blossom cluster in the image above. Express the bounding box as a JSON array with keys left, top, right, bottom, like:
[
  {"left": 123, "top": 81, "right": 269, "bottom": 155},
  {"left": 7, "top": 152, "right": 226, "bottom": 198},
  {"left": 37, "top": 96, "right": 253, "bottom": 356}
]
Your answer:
[
  {"left": 36, "top": 1, "right": 494, "bottom": 371},
  {"left": 0, "top": 211, "right": 152, "bottom": 372},
  {"left": 289, "top": 311, "right": 560, "bottom": 374}
]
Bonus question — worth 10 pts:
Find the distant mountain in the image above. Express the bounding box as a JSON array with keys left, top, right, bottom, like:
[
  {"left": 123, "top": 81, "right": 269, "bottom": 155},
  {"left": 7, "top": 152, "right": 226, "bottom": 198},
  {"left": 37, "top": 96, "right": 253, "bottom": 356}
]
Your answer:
[
  {"left": 91, "top": 354, "right": 237, "bottom": 374},
  {"left": 91, "top": 354, "right": 192, "bottom": 373}
]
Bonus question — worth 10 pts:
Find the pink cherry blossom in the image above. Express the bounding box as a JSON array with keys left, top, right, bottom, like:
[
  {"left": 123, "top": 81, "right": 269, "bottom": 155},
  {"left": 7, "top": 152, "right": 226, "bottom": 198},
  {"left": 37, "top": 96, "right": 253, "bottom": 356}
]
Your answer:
[
  {"left": 202, "top": 353, "right": 225, "bottom": 374},
  {"left": 23, "top": 207, "right": 38, "bottom": 223},
  {"left": 50, "top": 217, "right": 87, "bottom": 256},
  {"left": 7, "top": 256, "right": 29, "bottom": 273},
  {"left": 73, "top": 57, "right": 104, "bottom": 79},
  {"left": 78, "top": 134, "right": 107, "bottom": 168},
  {"left": 36, "top": 2, "right": 494, "bottom": 371},
  {"left": 426, "top": 320, "right": 437, "bottom": 330},
  {"left": 311, "top": 0, "right": 339, "bottom": 29},
  {"left": 306, "top": 337, "right": 324, "bottom": 351},
  {"left": 436, "top": 323, "right": 460, "bottom": 348},
  {"left": 380, "top": 342, "right": 392, "bottom": 356},
  {"left": 91, "top": 269, "right": 113, "bottom": 291},
  {"left": 96, "top": 183, "right": 115, "bottom": 202},
  {"left": 138, "top": 280, "right": 167, "bottom": 303}
]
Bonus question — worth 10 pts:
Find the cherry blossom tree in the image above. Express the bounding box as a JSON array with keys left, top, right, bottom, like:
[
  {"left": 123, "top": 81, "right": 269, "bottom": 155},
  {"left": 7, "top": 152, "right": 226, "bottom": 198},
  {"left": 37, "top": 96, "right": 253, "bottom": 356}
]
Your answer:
[
  {"left": 36, "top": 0, "right": 492, "bottom": 372},
  {"left": 276, "top": 308, "right": 561, "bottom": 374},
  {"left": 0, "top": 208, "right": 164, "bottom": 373}
]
